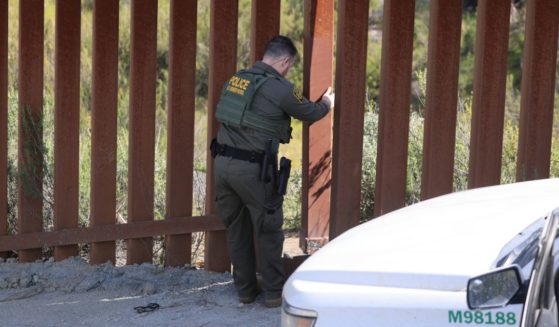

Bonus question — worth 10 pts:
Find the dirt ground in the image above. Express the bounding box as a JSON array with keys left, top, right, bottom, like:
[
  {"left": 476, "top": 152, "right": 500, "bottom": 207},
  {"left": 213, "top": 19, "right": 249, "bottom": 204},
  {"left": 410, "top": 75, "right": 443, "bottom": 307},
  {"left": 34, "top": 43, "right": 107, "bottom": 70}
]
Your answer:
[{"left": 0, "top": 236, "right": 304, "bottom": 327}]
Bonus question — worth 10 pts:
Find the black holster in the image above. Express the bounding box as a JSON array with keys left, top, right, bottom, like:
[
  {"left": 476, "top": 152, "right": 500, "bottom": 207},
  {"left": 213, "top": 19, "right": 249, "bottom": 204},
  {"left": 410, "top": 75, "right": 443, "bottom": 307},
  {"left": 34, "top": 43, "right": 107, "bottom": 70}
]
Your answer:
[
  {"left": 260, "top": 139, "right": 273, "bottom": 183},
  {"left": 276, "top": 157, "right": 291, "bottom": 196},
  {"left": 210, "top": 138, "right": 218, "bottom": 158}
]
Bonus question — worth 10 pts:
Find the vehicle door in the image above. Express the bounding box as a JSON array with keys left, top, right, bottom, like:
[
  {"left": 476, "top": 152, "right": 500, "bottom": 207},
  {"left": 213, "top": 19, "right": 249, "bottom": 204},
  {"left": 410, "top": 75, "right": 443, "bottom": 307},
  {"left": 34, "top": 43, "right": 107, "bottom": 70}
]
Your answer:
[{"left": 524, "top": 210, "right": 559, "bottom": 327}]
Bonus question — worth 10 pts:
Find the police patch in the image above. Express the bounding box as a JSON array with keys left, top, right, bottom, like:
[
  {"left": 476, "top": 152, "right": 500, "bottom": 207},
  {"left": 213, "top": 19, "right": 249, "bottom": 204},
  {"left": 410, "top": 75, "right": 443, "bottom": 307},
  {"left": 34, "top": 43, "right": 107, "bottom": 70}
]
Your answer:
[{"left": 293, "top": 87, "right": 303, "bottom": 103}]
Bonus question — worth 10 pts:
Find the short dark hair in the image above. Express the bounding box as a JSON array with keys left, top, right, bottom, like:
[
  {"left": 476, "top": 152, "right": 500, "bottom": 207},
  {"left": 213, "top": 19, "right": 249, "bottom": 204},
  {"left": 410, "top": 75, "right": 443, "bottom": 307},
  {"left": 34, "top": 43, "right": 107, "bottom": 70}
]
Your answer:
[{"left": 264, "top": 35, "right": 298, "bottom": 60}]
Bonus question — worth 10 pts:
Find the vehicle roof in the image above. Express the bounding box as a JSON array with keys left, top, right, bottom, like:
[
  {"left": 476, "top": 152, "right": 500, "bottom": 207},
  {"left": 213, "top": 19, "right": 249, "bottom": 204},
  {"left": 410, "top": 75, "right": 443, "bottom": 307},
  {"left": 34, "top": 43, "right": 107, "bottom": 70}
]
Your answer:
[{"left": 291, "top": 178, "right": 559, "bottom": 292}]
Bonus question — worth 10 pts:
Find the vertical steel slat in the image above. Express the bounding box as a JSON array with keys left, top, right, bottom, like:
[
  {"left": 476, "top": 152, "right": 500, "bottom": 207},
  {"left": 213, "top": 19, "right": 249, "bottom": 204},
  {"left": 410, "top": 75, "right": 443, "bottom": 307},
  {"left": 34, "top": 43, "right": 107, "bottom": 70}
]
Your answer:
[
  {"left": 468, "top": 0, "right": 511, "bottom": 189},
  {"left": 329, "top": 0, "right": 368, "bottom": 239},
  {"left": 90, "top": 0, "right": 119, "bottom": 265},
  {"left": 516, "top": 0, "right": 559, "bottom": 181},
  {"left": 204, "top": 0, "right": 238, "bottom": 272},
  {"left": 250, "top": 0, "right": 280, "bottom": 64},
  {"left": 18, "top": 0, "right": 44, "bottom": 262},
  {"left": 127, "top": 0, "right": 158, "bottom": 265},
  {"left": 53, "top": 0, "right": 81, "bottom": 261},
  {"left": 302, "top": 0, "right": 333, "bottom": 251},
  {"left": 165, "top": 0, "right": 197, "bottom": 267},
  {"left": 420, "top": 0, "right": 462, "bottom": 200},
  {"left": 0, "top": 0, "right": 7, "bottom": 259},
  {"left": 373, "top": 0, "right": 415, "bottom": 217},
  {"left": 248, "top": 0, "right": 280, "bottom": 268}
]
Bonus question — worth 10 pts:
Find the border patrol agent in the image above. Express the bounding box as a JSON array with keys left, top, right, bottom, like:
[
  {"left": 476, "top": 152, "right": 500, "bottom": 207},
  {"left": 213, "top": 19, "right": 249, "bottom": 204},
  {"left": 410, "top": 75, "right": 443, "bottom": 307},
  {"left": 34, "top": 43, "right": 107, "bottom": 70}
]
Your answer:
[{"left": 211, "top": 36, "right": 335, "bottom": 308}]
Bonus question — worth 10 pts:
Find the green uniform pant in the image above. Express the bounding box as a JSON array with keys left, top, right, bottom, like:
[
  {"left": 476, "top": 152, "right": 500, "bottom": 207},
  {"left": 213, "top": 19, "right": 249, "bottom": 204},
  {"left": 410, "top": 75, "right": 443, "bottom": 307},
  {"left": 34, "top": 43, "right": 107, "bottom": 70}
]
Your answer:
[{"left": 214, "top": 155, "right": 286, "bottom": 300}]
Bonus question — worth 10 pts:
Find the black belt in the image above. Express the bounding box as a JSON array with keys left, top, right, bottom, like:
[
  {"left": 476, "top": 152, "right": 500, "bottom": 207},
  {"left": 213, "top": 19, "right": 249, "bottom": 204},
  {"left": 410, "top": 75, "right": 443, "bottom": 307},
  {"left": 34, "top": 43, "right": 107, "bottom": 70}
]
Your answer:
[{"left": 211, "top": 139, "right": 266, "bottom": 163}]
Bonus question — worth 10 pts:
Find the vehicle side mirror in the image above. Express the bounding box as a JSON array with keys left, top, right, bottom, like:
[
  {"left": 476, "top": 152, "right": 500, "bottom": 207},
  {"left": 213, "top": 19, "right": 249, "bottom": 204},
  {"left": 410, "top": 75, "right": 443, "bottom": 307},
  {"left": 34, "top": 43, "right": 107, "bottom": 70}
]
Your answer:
[{"left": 467, "top": 265, "right": 523, "bottom": 310}]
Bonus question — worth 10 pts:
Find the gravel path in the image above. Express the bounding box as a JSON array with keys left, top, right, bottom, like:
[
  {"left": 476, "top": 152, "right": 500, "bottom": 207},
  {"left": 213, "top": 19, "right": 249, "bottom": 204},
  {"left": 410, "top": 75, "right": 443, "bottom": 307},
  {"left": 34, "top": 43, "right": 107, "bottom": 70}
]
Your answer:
[{"left": 0, "top": 257, "right": 281, "bottom": 327}]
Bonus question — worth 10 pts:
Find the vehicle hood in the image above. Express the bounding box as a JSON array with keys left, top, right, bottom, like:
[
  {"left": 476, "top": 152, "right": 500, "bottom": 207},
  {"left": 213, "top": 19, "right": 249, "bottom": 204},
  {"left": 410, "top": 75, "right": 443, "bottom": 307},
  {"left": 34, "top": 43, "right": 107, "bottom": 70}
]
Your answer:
[{"left": 290, "top": 178, "right": 559, "bottom": 293}]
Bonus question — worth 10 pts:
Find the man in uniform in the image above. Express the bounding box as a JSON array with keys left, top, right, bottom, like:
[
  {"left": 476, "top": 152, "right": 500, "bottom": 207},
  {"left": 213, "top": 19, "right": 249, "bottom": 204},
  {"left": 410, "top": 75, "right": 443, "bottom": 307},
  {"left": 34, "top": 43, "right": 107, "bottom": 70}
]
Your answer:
[{"left": 211, "top": 35, "right": 335, "bottom": 308}]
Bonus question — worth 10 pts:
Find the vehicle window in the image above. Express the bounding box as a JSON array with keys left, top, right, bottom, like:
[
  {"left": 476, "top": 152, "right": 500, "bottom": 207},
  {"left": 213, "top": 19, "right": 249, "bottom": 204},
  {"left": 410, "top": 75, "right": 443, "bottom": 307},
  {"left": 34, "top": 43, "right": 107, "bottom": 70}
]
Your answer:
[
  {"left": 534, "top": 234, "right": 559, "bottom": 326},
  {"left": 551, "top": 238, "right": 559, "bottom": 320},
  {"left": 520, "top": 211, "right": 559, "bottom": 327},
  {"left": 494, "top": 217, "right": 545, "bottom": 282}
]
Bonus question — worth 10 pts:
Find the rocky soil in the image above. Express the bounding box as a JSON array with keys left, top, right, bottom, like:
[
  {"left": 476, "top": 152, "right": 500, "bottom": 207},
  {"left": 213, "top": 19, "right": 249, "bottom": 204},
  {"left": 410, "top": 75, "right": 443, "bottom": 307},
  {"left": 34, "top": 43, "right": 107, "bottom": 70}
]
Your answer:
[{"left": 0, "top": 256, "right": 283, "bottom": 327}]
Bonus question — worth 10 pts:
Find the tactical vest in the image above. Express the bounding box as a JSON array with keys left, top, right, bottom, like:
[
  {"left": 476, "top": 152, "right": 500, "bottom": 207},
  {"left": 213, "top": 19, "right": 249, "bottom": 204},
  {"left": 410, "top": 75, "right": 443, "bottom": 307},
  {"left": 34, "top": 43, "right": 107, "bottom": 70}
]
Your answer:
[{"left": 215, "top": 70, "right": 292, "bottom": 144}]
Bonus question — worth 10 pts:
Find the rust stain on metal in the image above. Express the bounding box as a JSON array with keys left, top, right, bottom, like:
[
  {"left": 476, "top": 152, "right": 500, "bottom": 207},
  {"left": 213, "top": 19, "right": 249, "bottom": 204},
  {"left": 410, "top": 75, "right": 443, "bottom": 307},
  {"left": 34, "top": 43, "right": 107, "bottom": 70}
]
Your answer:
[
  {"left": 0, "top": 0, "right": 7, "bottom": 259},
  {"left": 53, "top": 0, "right": 81, "bottom": 261},
  {"left": 330, "top": 0, "right": 368, "bottom": 238},
  {"left": 468, "top": 0, "right": 511, "bottom": 189},
  {"left": 250, "top": 0, "right": 280, "bottom": 64},
  {"left": 204, "top": 0, "right": 238, "bottom": 273},
  {"left": 516, "top": 0, "right": 559, "bottom": 182},
  {"left": 18, "top": 0, "right": 44, "bottom": 262},
  {"left": 90, "top": 0, "right": 119, "bottom": 265},
  {"left": 127, "top": 0, "right": 158, "bottom": 265},
  {"left": 420, "top": 0, "right": 462, "bottom": 200},
  {"left": 165, "top": 0, "right": 198, "bottom": 267},
  {"left": 302, "top": 0, "right": 334, "bottom": 251},
  {"left": 374, "top": 0, "right": 415, "bottom": 217},
  {"left": 0, "top": 215, "right": 224, "bottom": 253}
]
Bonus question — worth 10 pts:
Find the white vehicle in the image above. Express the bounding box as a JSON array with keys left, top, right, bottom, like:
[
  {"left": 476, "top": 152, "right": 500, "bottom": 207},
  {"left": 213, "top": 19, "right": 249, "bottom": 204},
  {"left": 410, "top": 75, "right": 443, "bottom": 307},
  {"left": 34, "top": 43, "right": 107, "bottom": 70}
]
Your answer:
[{"left": 282, "top": 178, "right": 559, "bottom": 327}]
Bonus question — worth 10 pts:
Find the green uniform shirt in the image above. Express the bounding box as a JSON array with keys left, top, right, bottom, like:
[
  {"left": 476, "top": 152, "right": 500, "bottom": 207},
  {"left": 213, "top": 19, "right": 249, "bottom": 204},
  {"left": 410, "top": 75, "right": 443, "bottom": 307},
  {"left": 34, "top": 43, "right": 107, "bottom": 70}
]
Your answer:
[{"left": 217, "top": 61, "right": 329, "bottom": 152}]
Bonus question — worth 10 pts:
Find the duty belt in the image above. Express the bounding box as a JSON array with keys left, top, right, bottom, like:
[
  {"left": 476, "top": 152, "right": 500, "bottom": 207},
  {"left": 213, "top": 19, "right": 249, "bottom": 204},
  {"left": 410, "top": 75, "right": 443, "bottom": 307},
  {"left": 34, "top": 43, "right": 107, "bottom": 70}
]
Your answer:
[
  {"left": 210, "top": 139, "right": 267, "bottom": 163},
  {"left": 211, "top": 138, "right": 289, "bottom": 191}
]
